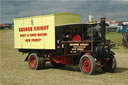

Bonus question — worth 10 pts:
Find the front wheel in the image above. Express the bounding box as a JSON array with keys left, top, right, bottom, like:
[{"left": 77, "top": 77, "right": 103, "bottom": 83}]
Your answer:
[
  {"left": 28, "top": 53, "right": 45, "bottom": 70},
  {"left": 101, "top": 55, "right": 117, "bottom": 72},
  {"left": 79, "top": 55, "right": 96, "bottom": 75}
]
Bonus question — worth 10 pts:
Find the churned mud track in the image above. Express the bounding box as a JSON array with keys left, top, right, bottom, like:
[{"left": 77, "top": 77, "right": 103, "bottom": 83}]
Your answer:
[{"left": 0, "top": 30, "right": 128, "bottom": 85}]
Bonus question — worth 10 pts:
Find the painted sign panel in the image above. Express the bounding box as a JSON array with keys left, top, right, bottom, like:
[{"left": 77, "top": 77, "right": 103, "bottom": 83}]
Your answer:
[{"left": 14, "top": 13, "right": 80, "bottom": 49}]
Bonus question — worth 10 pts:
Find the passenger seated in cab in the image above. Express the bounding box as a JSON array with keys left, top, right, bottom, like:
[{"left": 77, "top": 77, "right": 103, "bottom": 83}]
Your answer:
[{"left": 72, "top": 33, "right": 81, "bottom": 41}]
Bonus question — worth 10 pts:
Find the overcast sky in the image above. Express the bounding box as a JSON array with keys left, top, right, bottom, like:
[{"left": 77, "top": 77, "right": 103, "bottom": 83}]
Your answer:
[{"left": 0, "top": 0, "right": 128, "bottom": 24}]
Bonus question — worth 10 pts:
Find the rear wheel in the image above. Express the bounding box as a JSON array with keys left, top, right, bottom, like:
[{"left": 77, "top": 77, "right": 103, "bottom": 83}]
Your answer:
[
  {"left": 28, "top": 53, "right": 45, "bottom": 70},
  {"left": 101, "top": 55, "right": 116, "bottom": 72},
  {"left": 79, "top": 55, "right": 96, "bottom": 75}
]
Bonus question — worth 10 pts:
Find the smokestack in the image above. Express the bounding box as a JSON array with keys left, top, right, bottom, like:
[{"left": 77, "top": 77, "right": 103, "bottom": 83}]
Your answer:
[{"left": 100, "top": 18, "right": 106, "bottom": 44}]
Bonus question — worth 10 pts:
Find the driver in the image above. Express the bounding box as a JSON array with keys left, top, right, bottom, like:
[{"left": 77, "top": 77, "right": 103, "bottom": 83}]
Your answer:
[{"left": 61, "top": 28, "right": 72, "bottom": 41}]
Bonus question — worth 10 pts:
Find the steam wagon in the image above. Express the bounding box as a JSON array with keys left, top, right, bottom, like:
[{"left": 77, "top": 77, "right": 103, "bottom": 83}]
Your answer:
[{"left": 14, "top": 13, "right": 116, "bottom": 75}]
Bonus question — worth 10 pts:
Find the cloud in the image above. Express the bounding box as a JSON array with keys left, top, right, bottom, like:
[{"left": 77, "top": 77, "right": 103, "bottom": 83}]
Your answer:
[
  {"left": 0, "top": 0, "right": 87, "bottom": 23},
  {"left": 0, "top": 0, "right": 128, "bottom": 24},
  {"left": 112, "top": 0, "right": 128, "bottom": 2},
  {"left": 111, "top": 0, "right": 128, "bottom": 4}
]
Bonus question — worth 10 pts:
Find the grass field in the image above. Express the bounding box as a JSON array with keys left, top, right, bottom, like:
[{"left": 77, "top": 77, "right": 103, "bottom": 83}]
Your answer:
[
  {"left": 106, "top": 32, "right": 128, "bottom": 53},
  {"left": 106, "top": 32, "right": 122, "bottom": 46},
  {"left": 0, "top": 29, "right": 128, "bottom": 85}
]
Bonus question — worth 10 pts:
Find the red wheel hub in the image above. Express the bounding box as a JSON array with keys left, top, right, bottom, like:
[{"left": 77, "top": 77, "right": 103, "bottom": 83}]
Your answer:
[
  {"left": 29, "top": 56, "right": 36, "bottom": 68},
  {"left": 81, "top": 58, "right": 91, "bottom": 72}
]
